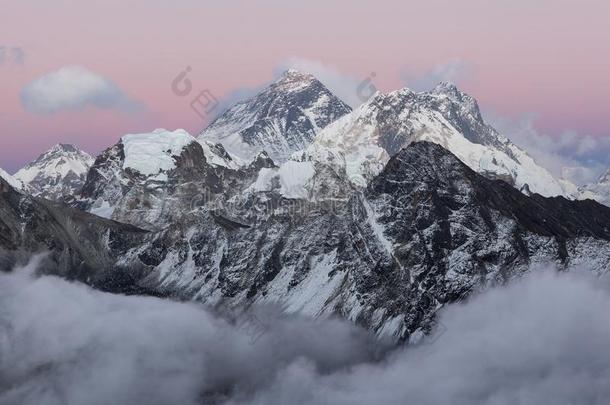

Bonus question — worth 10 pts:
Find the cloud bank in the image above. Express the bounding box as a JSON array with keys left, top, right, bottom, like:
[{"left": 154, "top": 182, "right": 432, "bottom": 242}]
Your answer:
[
  {"left": 21, "top": 66, "right": 142, "bottom": 115},
  {"left": 0, "top": 257, "right": 383, "bottom": 405},
  {"left": 2, "top": 259, "right": 610, "bottom": 405}
]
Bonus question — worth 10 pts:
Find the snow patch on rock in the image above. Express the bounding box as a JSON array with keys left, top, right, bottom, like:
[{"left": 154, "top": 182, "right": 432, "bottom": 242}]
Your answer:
[
  {"left": 250, "top": 160, "right": 315, "bottom": 199},
  {"left": 121, "top": 129, "right": 196, "bottom": 176}
]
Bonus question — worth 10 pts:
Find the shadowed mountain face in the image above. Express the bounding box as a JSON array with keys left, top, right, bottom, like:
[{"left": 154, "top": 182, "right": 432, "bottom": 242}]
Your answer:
[
  {"left": 7, "top": 142, "right": 606, "bottom": 342},
  {"left": 0, "top": 176, "right": 151, "bottom": 293},
  {"left": 198, "top": 69, "right": 352, "bottom": 163}
]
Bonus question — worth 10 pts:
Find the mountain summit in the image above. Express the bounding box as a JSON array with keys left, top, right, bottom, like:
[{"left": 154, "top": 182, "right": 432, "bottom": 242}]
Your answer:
[
  {"left": 14, "top": 143, "right": 93, "bottom": 200},
  {"left": 302, "top": 82, "right": 575, "bottom": 197},
  {"left": 198, "top": 69, "right": 352, "bottom": 163}
]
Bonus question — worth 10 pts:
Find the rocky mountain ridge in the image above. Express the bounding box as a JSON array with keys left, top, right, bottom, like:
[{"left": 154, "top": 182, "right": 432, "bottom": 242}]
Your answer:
[
  {"left": 4, "top": 142, "right": 610, "bottom": 343},
  {"left": 14, "top": 143, "right": 93, "bottom": 200}
]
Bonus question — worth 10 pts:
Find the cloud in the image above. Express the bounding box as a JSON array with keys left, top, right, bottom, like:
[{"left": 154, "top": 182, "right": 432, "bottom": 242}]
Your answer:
[
  {"left": 402, "top": 59, "right": 472, "bottom": 92},
  {"left": 0, "top": 256, "right": 385, "bottom": 405},
  {"left": 0, "top": 46, "right": 25, "bottom": 66},
  {"left": 485, "top": 111, "right": 610, "bottom": 185},
  {"left": 230, "top": 267, "right": 610, "bottom": 405},
  {"left": 2, "top": 257, "right": 610, "bottom": 404},
  {"left": 21, "top": 66, "right": 143, "bottom": 115}
]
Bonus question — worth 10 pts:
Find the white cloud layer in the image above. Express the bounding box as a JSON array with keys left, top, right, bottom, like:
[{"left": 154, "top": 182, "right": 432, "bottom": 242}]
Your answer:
[
  {"left": 21, "top": 66, "right": 142, "bottom": 115},
  {"left": 2, "top": 258, "right": 610, "bottom": 404}
]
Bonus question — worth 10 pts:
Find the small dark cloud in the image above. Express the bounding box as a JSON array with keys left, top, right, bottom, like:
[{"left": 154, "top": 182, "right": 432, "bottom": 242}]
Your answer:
[
  {"left": 0, "top": 46, "right": 26, "bottom": 66},
  {"left": 11, "top": 47, "right": 25, "bottom": 65}
]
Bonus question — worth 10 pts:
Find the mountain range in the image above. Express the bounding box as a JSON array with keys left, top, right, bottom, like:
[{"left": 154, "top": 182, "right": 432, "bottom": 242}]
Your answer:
[{"left": 1, "top": 69, "right": 610, "bottom": 341}]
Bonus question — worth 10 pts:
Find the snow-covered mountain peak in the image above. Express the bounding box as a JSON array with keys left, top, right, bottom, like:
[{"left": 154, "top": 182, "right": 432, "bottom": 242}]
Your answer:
[
  {"left": 14, "top": 143, "right": 93, "bottom": 200},
  {"left": 303, "top": 83, "right": 574, "bottom": 197},
  {"left": 274, "top": 69, "right": 316, "bottom": 88},
  {"left": 76, "top": 126, "right": 272, "bottom": 227},
  {"left": 0, "top": 167, "right": 25, "bottom": 191},
  {"left": 431, "top": 81, "right": 460, "bottom": 95},
  {"left": 198, "top": 71, "right": 351, "bottom": 163},
  {"left": 21, "top": 143, "right": 92, "bottom": 173}
]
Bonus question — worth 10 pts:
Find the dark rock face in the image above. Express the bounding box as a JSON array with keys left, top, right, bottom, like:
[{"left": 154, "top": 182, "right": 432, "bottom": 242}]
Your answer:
[
  {"left": 199, "top": 69, "right": 352, "bottom": 163},
  {"left": 86, "top": 142, "right": 610, "bottom": 341},
  {"left": 0, "top": 176, "right": 150, "bottom": 292},
  {"left": 79, "top": 142, "right": 126, "bottom": 203}
]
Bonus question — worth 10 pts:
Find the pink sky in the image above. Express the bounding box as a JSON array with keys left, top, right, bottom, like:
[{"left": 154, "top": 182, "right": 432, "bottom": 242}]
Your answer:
[{"left": 1, "top": 0, "right": 609, "bottom": 172}]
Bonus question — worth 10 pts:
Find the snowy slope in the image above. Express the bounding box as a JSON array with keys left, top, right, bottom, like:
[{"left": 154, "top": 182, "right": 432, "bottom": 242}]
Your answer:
[
  {"left": 579, "top": 168, "right": 610, "bottom": 207},
  {"left": 122, "top": 129, "right": 197, "bottom": 176},
  {"left": 198, "top": 69, "right": 351, "bottom": 164},
  {"left": 303, "top": 83, "right": 575, "bottom": 198},
  {"left": 14, "top": 144, "right": 93, "bottom": 200}
]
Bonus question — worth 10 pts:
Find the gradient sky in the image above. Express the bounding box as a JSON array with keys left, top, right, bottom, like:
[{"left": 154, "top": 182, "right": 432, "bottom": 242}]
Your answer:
[{"left": 1, "top": 0, "right": 609, "bottom": 175}]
